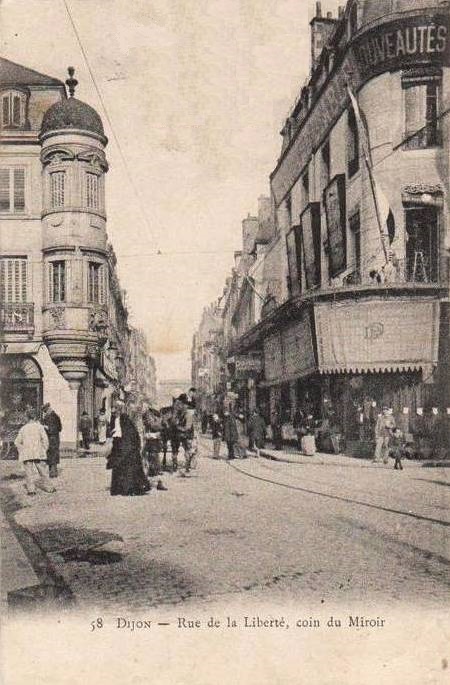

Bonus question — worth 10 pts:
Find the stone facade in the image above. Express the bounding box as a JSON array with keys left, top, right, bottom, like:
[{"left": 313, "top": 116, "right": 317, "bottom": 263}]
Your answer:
[
  {"left": 194, "top": 0, "right": 450, "bottom": 451},
  {"left": 0, "top": 58, "right": 154, "bottom": 450}
]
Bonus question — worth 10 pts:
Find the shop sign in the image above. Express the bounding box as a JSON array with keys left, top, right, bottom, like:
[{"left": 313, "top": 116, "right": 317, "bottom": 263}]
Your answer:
[
  {"left": 235, "top": 354, "right": 262, "bottom": 375},
  {"left": 354, "top": 15, "right": 450, "bottom": 80},
  {"left": 314, "top": 300, "right": 439, "bottom": 374},
  {"left": 271, "top": 13, "right": 450, "bottom": 205}
]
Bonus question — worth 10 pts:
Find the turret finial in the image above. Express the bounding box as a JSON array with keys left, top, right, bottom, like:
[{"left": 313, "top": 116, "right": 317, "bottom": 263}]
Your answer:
[{"left": 66, "top": 66, "right": 78, "bottom": 97}]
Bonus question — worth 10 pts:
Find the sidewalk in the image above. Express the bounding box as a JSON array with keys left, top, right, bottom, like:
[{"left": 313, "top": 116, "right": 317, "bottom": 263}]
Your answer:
[{"left": 199, "top": 435, "right": 444, "bottom": 469}]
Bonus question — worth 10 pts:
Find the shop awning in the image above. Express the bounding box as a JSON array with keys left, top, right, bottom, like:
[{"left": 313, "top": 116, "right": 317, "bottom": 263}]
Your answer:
[{"left": 314, "top": 299, "right": 439, "bottom": 375}]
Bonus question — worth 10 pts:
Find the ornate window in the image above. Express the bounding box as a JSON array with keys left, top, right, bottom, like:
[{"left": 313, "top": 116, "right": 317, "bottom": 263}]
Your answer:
[
  {"left": 0, "top": 257, "right": 27, "bottom": 302},
  {"left": 88, "top": 262, "right": 106, "bottom": 304},
  {"left": 0, "top": 167, "right": 25, "bottom": 213},
  {"left": 86, "top": 172, "right": 99, "bottom": 210},
  {"left": 48, "top": 261, "right": 66, "bottom": 303},
  {"left": 1, "top": 90, "right": 27, "bottom": 129},
  {"left": 50, "top": 171, "right": 65, "bottom": 208}
]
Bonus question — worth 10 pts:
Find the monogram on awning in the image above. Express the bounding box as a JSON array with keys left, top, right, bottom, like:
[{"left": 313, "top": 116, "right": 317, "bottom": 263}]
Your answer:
[{"left": 314, "top": 299, "right": 439, "bottom": 374}]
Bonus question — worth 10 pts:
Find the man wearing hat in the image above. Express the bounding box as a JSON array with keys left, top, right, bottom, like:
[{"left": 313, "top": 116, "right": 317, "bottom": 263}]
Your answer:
[{"left": 42, "top": 402, "right": 62, "bottom": 478}]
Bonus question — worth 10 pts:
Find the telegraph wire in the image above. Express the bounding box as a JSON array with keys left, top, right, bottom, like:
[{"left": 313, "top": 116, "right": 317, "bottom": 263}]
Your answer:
[{"left": 62, "top": 0, "right": 158, "bottom": 250}]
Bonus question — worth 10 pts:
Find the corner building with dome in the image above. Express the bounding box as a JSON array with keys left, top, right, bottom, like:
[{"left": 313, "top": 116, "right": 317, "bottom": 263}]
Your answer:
[{"left": 0, "top": 58, "right": 137, "bottom": 451}]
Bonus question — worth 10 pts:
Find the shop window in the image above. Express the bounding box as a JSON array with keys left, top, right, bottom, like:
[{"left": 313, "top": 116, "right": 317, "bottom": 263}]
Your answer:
[
  {"left": 88, "top": 262, "right": 106, "bottom": 304},
  {"left": 403, "top": 73, "right": 442, "bottom": 149},
  {"left": 1, "top": 90, "right": 26, "bottom": 129},
  {"left": 0, "top": 167, "right": 25, "bottom": 213},
  {"left": 0, "top": 257, "right": 27, "bottom": 303},
  {"left": 286, "top": 225, "right": 302, "bottom": 297},
  {"left": 347, "top": 107, "right": 359, "bottom": 176},
  {"left": 301, "top": 203, "right": 321, "bottom": 289},
  {"left": 48, "top": 261, "right": 66, "bottom": 303},
  {"left": 404, "top": 206, "right": 439, "bottom": 283},
  {"left": 50, "top": 171, "right": 65, "bottom": 208},
  {"left": 86, "top": 172, "right": 99, "bottom": 210}
]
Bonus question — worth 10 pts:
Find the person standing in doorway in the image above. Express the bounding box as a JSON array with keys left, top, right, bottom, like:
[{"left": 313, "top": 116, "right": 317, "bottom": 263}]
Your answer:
[
  {"left": 15, "top": 408, "right": 56, "bottom": 496},
  {"left": 42, "top": 402, "right": 62, "bottom": 478},
  {"left": 79, "top": 411, "right": 92, "bottom": 451}
]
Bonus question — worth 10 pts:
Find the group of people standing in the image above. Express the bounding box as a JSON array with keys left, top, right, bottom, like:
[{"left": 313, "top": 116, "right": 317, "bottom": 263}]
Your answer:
[{"left": 106, "top": 389, "right": 197, "bottom": 496}]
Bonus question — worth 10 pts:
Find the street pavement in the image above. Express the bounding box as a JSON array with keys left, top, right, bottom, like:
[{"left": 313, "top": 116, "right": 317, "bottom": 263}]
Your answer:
[{"left": 0, "top": 438, "right": 449, "bottom": 614}]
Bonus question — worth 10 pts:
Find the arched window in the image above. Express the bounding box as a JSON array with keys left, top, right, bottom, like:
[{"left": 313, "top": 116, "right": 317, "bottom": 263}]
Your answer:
[{"left": 1, "top": 90, "right": 27, "bottom": 129}]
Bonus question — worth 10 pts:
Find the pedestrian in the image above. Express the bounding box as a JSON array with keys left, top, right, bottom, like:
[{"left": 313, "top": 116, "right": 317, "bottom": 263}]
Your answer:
[
  {"left": 373, "top": 406, "right": 396, "bottom": 464},
  {"left": 271, "top": 408, "right": 283, "bottom": 450},
  {"left": 223, "top": 409, "right": 238, "bottom": 460},
  {"left": 169, "top": 404, "right": 181, "bottom": 472},
  {"left": 160, "top": 413, "right": 170, "bottom": 471},
  {"left": 97, "top": 409, "right": 108, "bottom": 445},
  {"left": 42, "top": 402, "right": 62, "bottom": 478},
  {"left": 211, "top": 413, "right": 222, "bottom": 459},
  {"left": 142, "top": 404, "right": 168, "bottom": 489},
  {"left": 177, "top": 394, "right": 196, "bottom": 473},
  {"left": 236, "top": 412, "right": 247, "bottom": 458},
  {"left": 389, "top": 427, "right": 404, "bottom": 470},
  {"left": 301, "top": 413, "right": 317, "bottom": 456},
  {"left": 15, "top": 408, "right": 56, "bottom": 496},
  {"left": 201, "top": 410, "right": 209, "bottom": 434},
  {"left": 248, "top": 408, "right": 266, "bottom": 457},
  {"left": 107, "top": 401, "right": 151, "bottom": 496},
  {"left": 79, "top": 411, "right": 92, "bottom": 451}
]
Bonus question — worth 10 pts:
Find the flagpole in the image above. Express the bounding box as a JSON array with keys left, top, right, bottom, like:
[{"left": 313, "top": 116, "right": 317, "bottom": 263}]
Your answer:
[{"left": 346, "top": 82, "right": 389, "bottom": 264}]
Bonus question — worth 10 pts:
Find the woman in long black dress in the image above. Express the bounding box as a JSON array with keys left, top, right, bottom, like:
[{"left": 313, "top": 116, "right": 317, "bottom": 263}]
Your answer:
[{"left": 107, "top": 401, "right": 150, "bottom": 496}]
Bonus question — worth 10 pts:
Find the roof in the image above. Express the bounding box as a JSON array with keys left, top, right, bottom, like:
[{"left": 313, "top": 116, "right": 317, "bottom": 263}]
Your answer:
[
  {"left": 41, "top": 97, "right": 105, "bottom": 139},
  {"left": 0, "top": 56, "right": 65, "bottom": 88}
]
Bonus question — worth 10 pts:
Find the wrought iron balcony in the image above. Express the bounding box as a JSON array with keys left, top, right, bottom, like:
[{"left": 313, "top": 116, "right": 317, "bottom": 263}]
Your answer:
[{"left": 0, "top": 302, "right": 35, "bottom": 333}]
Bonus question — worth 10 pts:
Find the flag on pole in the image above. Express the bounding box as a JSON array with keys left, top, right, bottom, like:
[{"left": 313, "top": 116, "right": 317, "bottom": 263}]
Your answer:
[{"left": 346, "top": 84, "right": 395, "bottom": 257}]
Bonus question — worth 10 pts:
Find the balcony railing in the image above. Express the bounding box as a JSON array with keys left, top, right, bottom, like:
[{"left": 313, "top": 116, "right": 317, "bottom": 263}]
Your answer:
[
  {"left": 0, "top": 303, "right": 35, "bottom": 333},
  {"left": 342, "top": 256, "right": 439, "bottom": 288}
]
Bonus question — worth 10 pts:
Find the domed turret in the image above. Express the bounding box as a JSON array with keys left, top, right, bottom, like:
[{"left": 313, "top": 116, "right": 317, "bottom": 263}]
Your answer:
[{"left": 39, "top": 67, "right": 107, "bottom": 143}]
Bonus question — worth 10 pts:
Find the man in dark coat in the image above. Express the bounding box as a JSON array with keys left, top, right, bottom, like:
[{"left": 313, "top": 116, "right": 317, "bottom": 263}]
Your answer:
[
  {"left": 248, "top": 408, "right": 266, "bottom": 457},
  {"left": 223, "top": 410, "right": 238, "bottom": 460},
  {"left": 107, "top": 401, "right": 150, "bottom": 496},
  {"left": 42, "top": 402, "right": 62, "bottom": 478}
]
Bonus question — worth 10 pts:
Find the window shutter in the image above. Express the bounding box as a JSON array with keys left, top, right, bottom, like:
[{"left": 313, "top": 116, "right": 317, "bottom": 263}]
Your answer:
[
  {"left": 13, "top": 96, "right": 21, "bottom": 125},
  {"left": 0, "top": 169, "right": 10, "bottom": 211},
  {"left": 0, "top": 260, "right": 4, "bottom": 303},
  {"left": 99, "top": 264, "right": 106, "bottom": 304},
  {"left": 65, "top": 260, "right": 71, "bottom": 303},
  {"left": 2, "top": 97, "right": 9, "bottom": 126},
  {"left": 405, "top": 83, "right": 427, "bottom": 136},
  {"left": 48, "top": 263, "right": 54, "bottom": 303},
  {"left": 13, "top": 168, "right": 25, "bottom": 211}
]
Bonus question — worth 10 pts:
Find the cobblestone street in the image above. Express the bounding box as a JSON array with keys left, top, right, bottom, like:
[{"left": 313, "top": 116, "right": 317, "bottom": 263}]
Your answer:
[{"left": 2, "top": 439, "right": 449, "bottom": 615}]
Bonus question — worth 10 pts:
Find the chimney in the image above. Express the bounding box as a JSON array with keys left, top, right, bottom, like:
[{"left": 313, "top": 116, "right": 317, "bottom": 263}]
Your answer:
[
  {"left": 310, "top": 3, "right": 337, "bottom": 71},
  {"left": 242, "top": 215, "right": 259, "bottom": 254}
]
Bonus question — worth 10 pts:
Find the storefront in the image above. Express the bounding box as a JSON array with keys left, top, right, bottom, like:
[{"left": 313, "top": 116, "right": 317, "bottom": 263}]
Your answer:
[
  {"left": 314, "top": 298, "right": 440, "bottom": 446},
  {"left": 0, "top": 351, "right": 43, "bottom": 447}
]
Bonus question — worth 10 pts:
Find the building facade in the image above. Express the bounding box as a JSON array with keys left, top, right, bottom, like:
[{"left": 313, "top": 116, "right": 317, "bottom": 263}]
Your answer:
[
  {"left": 195, "top": 0, "right": 450, "bottom": 452},
  {"left": 0, "top": 59, "right": 155, "bottom": 450}
]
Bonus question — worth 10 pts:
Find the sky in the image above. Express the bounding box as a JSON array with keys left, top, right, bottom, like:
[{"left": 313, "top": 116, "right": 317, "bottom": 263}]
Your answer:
[{"left": 0, "top": 0, "right": 340, "bottom": 380}]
